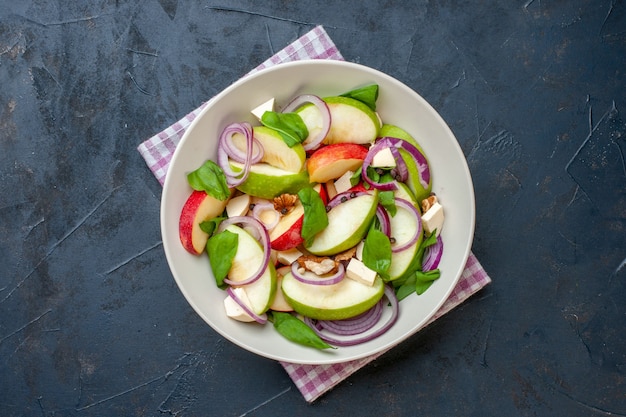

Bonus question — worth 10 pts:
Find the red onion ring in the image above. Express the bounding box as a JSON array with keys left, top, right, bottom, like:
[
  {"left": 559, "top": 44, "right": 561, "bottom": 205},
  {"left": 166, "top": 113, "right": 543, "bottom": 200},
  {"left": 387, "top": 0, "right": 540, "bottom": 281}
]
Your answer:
[
  {"left": 361, "top": 140, "right": 398, "bottom": 191},
  {"left": 422, "top": 234, "right": 444, "bottom": 271},
  {"left": 391, "top": 198, "right": 423, "bottom": 253},
  {"left": 218, "top": 216, "right": 271, "bottom": 287},
  {"left": 375, "top": 205, "right": 391, "bottom": 238},
  {"left": 304, "top": 285, "right": 399, "bottom": 346},
  {"left": 316, "top": 301, "right": 383, "bottom": 335},
  {"left": 388, "top": 146, "right": 408, "bottom": 182},
  {"left": 222, "top": 129, "right": 264, "bottom": 164},
  {"left": 281, "top": 94, "right": 331, "bottom": 151},
  {"left": 326, "top": 190, "right": 369, "bottom": 211},
  {"left": 380, "top": 136, "right": 430, "bottom": 189},
  {"left": 362, "top": 137, "right": 431, "bottom": 191},
  {"left": 290, "top": 261, "right": 345, "bottom": 286},
  {"left": 252, "top": 201, "right": 280, "bottom": 231},
  {"left": 226, "top": 287, "right": 267, "bottom": 324},
  {"left": 217, "top": 122, "right": 256, "bottom": 187}
]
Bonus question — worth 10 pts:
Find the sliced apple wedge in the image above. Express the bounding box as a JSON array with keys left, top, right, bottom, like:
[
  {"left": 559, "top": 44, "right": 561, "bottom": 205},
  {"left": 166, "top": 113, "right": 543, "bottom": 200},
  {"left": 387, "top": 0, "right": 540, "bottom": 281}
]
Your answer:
[
  {"left": 306, "top": 191, "right": 378, "bottom": 256},
  {"left": 399, "top": 147, "right": 432, "bottom": 203},
  {"left": 269, "top": 184, "right": 327, "bottom": 251},
  {"left": 307, "top": 143, "right": 368, "bottom": 183},
  {"left": 229, "top": 161, "right": 309, "bottom": 199},
  {"left": 179, "top": 190, "right": 230, "bottom": 255},
  {"left": 296, "top": 103, "right": 326, "bottom": 148},
  {"left": 270, "top": 202, "right": 304, "bottom": 250},
  {"left": 270, "top": 266, "right": 294, "bottom": 312},
  {"left": 232, "top": 126, "right": 306, "bottom": 173},
  {"left": 323, "top": 96, "right": 380, "bottom": 145},
  {"left": 225, "top": 224, "right": 277, "bottom": 315},
  {"left": 281, "top": 270, "right": 385, "bottom": 320},
  {"left": 387, "top": 184, "right": 424, "bottom": 280}
]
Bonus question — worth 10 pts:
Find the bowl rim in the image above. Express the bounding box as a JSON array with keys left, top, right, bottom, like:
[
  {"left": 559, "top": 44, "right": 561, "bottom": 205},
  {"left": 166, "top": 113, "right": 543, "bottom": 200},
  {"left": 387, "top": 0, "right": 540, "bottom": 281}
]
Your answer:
[{"left": 161, "top": 59, "right": 475, "bottom": 364}]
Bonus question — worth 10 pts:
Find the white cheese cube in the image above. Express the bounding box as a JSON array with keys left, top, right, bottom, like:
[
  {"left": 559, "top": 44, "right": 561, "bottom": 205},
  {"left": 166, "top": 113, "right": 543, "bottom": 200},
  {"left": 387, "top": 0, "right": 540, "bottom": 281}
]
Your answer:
[
  {"left": 223, "top": 288, "right": 255, "bottom": 322},
  {"left": 346, "top": 258, "right": 377, "bottom": 286},
  {"left": 226, "top": 194, "right": 251, "bottom": 218},
  {"left": 276, "top": 248, "right": 303, "bottom": 265},
  {"left": 251, "top": 98, "right": 275, "bottom": 120},
  {"left": 371, "top": 147, "right": 396, "bottom": 168},
  {"left": 422, "top": 202, "right": 444, "bottom": 236},
  {"left": 333, "top": 170, "right": 354, "bottom": 194}
]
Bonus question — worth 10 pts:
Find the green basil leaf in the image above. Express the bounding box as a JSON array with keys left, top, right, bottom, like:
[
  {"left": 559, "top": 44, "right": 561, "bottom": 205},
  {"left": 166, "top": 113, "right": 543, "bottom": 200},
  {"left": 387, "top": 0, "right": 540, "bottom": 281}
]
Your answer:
[
  {"left": 270, "top": 311, "right": 334, "bottom": 350},
  {"left": 410, "top": 231, "right": 438, "bottom": 273},
  {"left": 260, "top": 111, "right": 309, "bottom": 147},
  {"left": 340, "top": 84, "right": 379, "bottom": 111},
  {"left": 199, "top": 215, "right": 226, "bottom": 236},
  {"left": 362, "top": 227, "right": 391, "bottom": 278},
  {"left": 415, "top": 266, "right": 442, "bottom": 296},
  {"left": 366, "top": 165, "right": 381, "bottom": 183},
  {"left": 206, "top": 230, "right": 238, "bottom": 288},
  {"left": 378, "top": 190, "right": 397, "bottom": 217},
  {"left": 298, "top": 187, "right": 329, "bottom": 247},
  {"left": 414, "top": 233, "right": 437, "bottom": 269},
  {"left": 420, "top": 231, "right": 439, "bottom": 249},
  {"left": 380, "top": 171, "right": 395, "bottom": 184},
  {"left": 415, "top": 280, "right": 434, "bottom": 295},
  {"left": 187, "top": 160, "right": 230, "bottom": 201},
  {"left": 350, "top": 167, "right": 362, "bottom": 187},
  {"left": 416, "top": 269, "right": 441, "bottom": 282},
  {"left": 395, "top": 275, "right": 416, "bottom": 301}
]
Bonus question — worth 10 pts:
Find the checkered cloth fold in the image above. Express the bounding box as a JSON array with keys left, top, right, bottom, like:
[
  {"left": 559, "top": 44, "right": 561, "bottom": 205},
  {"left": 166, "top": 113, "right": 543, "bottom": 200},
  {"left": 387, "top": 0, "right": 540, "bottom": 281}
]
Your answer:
[{"left": 138, "top": 25, "right": 491, "bottom": 403}]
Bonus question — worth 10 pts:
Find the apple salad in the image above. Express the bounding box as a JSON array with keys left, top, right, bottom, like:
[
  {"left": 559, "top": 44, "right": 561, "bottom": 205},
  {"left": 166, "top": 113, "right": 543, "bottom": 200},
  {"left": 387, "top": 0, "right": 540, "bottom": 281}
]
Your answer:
[{"left": 178, "top": 85, "right": 445, "bottom": 349}]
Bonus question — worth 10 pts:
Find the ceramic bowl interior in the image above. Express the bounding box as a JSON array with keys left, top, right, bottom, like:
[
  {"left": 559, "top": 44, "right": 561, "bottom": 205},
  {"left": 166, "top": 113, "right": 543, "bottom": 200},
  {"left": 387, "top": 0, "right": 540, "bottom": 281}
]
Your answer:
[{"left": 161, "top": 60, "right": 475, "bottom": 364}]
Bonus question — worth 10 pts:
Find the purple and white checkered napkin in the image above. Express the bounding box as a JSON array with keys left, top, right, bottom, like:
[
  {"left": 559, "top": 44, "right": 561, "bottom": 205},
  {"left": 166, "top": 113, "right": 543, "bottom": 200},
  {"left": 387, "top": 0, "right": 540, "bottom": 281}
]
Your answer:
[{"left": 138, "top": 25, "right": 491, "bottom": 403}]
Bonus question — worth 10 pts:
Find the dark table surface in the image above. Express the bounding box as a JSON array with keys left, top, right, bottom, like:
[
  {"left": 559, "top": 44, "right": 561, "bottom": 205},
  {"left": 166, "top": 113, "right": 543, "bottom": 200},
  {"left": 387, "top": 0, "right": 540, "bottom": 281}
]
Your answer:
[{"left": 2, "top": 1, "right": 625, "bottom": 416}]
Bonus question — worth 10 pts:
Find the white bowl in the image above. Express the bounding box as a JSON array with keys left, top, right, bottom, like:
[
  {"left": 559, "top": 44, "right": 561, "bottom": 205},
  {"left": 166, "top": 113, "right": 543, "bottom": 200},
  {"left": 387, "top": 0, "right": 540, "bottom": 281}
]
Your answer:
[{"left": 161, "top": 60, "right": 475, "bottom": 364}]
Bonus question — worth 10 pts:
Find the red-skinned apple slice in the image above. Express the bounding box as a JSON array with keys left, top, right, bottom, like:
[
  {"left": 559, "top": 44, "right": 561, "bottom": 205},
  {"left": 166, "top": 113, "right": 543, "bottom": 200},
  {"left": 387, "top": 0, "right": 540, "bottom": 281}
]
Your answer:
[
  {"left": 269, "top": 184, "right": 327, "bottom": 251},
  {"left": 270, "top": 206, "right": 304, "bottom": 250},
  {"left": 179, "top": 190, "right": 230, "bottom": 255},
  {"left": 307, "top": 143, "right": 369, "bottom": 183}
]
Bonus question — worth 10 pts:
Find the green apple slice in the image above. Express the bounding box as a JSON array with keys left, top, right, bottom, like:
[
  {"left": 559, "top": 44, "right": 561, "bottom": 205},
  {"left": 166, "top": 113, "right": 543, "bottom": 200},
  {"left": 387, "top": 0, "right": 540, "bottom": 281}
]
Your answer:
[
  {"left": 232, "top": 126, "right": 306, "bottom": 173},
  {"left": 225, "top": 224, "right": 276, "bottom": 315},
  {"left": 296, "top": 104, "right": 325, "bottom": 148},
  {"left": 324, "top": 96, "right": 380, "bottom": 144},
  {"left": 399, "top": 147, "right": 432, "bottom": 203},
  {"left": 387, "top": 184, "right": 424, "bottom": 280},
  {"left": 229, "top": 161, "right": 309, "bottom": 199},
  {"left": 306, "top": 191, "right": 378, "bottom": 256},
  {"left": 281, "top": 271, "right": 385, "bottom": 320},
  {"left": 298, "top": 96, "right": 380, "bottom": 145}
]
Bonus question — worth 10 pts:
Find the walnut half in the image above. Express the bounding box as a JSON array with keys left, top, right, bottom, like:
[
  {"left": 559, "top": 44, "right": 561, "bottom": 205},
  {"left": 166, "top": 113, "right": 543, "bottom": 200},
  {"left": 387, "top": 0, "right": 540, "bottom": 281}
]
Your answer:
[
  {"left": 273, "top": 194, "right": 298, "bottom": 215},
  {"left": 421, "top": 194, "right": 438, "bottom": 213},
  {"left": 297, "top": 255, "right": 340, "bottom": 276}
]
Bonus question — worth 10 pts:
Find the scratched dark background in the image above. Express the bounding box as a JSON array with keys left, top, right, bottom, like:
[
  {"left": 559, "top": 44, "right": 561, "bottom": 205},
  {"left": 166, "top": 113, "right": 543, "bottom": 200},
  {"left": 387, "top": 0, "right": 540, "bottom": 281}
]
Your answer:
[{"left": 1, "top": 0, "right": 625, "bottom": 416}]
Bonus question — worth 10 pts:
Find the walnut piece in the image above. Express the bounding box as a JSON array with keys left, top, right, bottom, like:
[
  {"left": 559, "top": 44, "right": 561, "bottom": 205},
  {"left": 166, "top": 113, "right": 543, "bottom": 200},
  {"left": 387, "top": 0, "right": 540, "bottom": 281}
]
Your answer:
[
  {"left": 273, "top": 194, "right": 298, "bottom": 215},
  {"left": 334, "top": 246, "right": 357, "bottom": 262},
  {"left": 297, "top": 255, "right": 339, "bottom": 276},
  {"left": 421, "top": 194, "right": 438, "bottom": 213}
]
